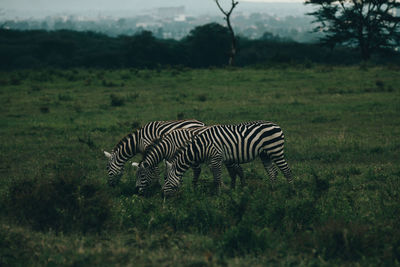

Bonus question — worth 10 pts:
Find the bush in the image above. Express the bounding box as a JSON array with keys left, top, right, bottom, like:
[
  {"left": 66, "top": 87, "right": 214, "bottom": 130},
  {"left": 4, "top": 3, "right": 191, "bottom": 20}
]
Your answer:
[
  {"left": 58, "top": 94, "right": 73, "bottom": 101},
  {"left": 39, "top": 106, "right": 50, "bottom": 113},
  {"left": 314, "top": 220, "right": 372, "bottom": 261},
  {"left": 102, "top": 80, "right": 117, "bottom": 87},
  {"left": 219, "top": 224, "right": 270, "bottom": 256},
  {"left": 110, "top": 94, "right": 125, "bottom": 107},
  {"left": 151, "top": 192, "right": 227, "bottom": 233},
  {"left": 197, "top": 94, "right": 208, "bottom": 102},
  {"left": 0, "top": 225, "right": 32, "bottom": 266},
  {"left": 6, "top": 164, "right": 114, "bottom": 233}
]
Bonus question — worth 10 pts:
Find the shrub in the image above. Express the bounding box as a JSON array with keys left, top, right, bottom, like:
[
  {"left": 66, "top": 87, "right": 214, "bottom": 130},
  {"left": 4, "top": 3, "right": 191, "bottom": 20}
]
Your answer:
[
  {"left": 77, "top": 134, "right": 96, "bottom": 149},
  {"left": 31, "top": 85, "right": 42, "bottom": 92},
  {"left": 147, "top": 192, "right": 227, "bottom": 234},
  {"left": 31, "top": 72, "right": 53, "bottom": 82},
  {"left": 126, "top": 92, "right": 139, "bottom": 101},
  {"left": 285, "top": 198, "right": 318, "bottom": 230},
  {"left": 219, "top": 224, "right": 270, "bottom": 256},
  {"left": 102, "top": 80, "right": 117, "bottom": 87},
  {"left": 9, "top": 76, "right": 22, "bottom": 85},
  {"left": 0, "top": 225, "right": 32, "bottom": 266},
  {"left": 375, "top": 80, "right": 385, "bottom": 91},
  {"left": 314, "top": 220, "right": 372, "bottom": 261},
  {"left": 84, "top": 78, "right": 92, "bottom": 86},
  {"left": 0, "top": 79, "right": 8, "bottom": 86},
  {"left": 40, "top": 106, "right": 50, "bottom": 113},
  {"left": 58, "top": 94, "right": 73, "bottom": 101},
  {"left": 197, "top": 94, "right": 208, "bottom": 102},
  {"left": 6, "top": 165, "right": 114, "bottom": 233},
  {"left": 110, "top": 94, "right": 125, "bottom": 107}
]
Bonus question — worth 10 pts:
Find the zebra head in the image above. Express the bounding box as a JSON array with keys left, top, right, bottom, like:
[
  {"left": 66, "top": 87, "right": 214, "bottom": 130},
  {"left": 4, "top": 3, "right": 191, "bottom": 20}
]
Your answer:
[
  {"left": 104, "top": 150, "right": 124, "bottom": 187},
  {"left": 135, "top": 161, "right": 159, "bottom": 194},
  {"left": 162, "top": 161, "right": 181, "bottom": 198}
]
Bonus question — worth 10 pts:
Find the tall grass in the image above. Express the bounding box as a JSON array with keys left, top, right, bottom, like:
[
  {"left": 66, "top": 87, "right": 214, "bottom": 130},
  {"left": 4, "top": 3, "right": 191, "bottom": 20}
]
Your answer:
[{"left": 0, "top": 65, "right": 399, "bottom": 265}]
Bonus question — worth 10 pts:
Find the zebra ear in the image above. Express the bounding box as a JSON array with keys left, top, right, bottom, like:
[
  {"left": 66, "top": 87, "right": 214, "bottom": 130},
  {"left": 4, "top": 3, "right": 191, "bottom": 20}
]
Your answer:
[
  {"left": 104, "top": 151, "right": 112, "bottom": 159},
  {"left": 132, "top": 162, "right": 139, "bottom": 168},
  {"left": 165, "top": 160, "right": 172, "bottom": 171}
]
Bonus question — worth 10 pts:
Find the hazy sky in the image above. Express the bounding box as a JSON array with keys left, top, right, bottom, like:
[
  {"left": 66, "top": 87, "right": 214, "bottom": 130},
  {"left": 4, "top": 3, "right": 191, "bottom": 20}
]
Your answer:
[
  {"left": 0, "top": 0, "right": 306, "bottom": 19},
  {"left": 1, "top": 0, "right": 303, "bottom": 10}
]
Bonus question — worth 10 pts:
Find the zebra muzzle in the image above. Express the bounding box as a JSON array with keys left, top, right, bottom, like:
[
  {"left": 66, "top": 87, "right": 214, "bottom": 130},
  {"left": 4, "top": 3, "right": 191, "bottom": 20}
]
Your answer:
[{"left": 131, "top": 186, "right": 138, "bottom": 194}]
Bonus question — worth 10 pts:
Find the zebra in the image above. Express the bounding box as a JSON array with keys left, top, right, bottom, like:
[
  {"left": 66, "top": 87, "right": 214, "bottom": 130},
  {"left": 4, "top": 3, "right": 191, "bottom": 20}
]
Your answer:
[
  {"left": 103, "top": 119, "right": 205, "bottom": 187},
  {"left": 135, "top": 126, "right": 244, "bottom": 194},
  {"left": 163, "top": 121, "right": 293, "bottom": 197}
]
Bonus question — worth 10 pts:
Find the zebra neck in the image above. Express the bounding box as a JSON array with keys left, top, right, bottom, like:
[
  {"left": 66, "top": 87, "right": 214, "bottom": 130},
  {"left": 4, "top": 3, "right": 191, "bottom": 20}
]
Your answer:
[
  {"left": 175, "top": 153, "right": 192, "bottom": 175},
  {"left": 175, "top": 161, "right": 191, "bottom": 176},
  {"left": 114, "top": 132, "right": 139, "bottom": 161},
  {"left": 163, "top": 142, "right": 177, "bottom": 161},
  {"left": 148, "top": 149, "right": 167, "bottom": 168},
  {"left": 136, "top": 122, "right": 163, "bottom": 152}
]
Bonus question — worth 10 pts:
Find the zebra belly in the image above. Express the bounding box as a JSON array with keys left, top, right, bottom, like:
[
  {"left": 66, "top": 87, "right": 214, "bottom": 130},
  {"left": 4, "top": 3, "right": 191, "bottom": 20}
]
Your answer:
[{"left": 221, "top": 146, "right": 257, "bottom": 164}]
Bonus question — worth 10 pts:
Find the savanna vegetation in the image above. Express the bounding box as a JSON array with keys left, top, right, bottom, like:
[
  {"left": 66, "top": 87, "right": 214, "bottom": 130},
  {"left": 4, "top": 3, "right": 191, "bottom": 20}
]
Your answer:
[
  {"left": 0, "top": 65, "right": 399, "bottom": 266},
  {"left": 1, "top": 23, "right": 399, "bottom": 71}
]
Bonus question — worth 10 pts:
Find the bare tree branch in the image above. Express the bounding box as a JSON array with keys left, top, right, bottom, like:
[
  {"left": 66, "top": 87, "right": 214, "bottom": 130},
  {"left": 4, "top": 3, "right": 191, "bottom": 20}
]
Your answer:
[
  {"left": 214, "top": 0, "right": 239, "bottom": 66},
  {"left": 215, "top": 0, "right": 239, "bottom": 17}
]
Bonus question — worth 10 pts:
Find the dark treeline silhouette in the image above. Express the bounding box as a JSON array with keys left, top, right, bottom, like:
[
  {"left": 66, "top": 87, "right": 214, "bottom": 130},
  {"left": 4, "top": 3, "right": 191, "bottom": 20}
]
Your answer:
[{"left": 1, "top": 23, "right": 399, "bottom": 70}]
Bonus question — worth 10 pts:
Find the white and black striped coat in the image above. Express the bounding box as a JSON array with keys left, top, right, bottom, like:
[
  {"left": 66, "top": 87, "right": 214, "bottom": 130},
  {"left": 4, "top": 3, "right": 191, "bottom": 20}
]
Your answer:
[{"left": 163, "top": 121, "right": 292, "bottom": 196}]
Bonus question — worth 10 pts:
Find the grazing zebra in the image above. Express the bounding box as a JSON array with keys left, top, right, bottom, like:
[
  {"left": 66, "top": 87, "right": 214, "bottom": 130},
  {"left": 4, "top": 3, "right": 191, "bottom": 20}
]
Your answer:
[
  {"left": 103, "top": 119, "right": 205, "bottom": 186},
  {"left": 163, "top": 121, "right": 292, "bottom": 197},
  {"left": 136, "top": 126, "right": 244, "bottom": 194}
]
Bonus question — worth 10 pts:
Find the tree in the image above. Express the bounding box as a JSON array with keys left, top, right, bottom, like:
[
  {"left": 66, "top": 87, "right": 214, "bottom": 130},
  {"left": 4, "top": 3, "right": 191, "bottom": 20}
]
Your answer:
[
  {"left": 214, "top": 0, "right": 239, "bottom": 66},
  {"left": 306, "top": 0, "right": 400, "bottom": 60},
  {"left": 124, "top": 31, "right": 165, "bottom": 67},
  {"left": 184, "top": 23, "right": 231, "bottom": 67}
]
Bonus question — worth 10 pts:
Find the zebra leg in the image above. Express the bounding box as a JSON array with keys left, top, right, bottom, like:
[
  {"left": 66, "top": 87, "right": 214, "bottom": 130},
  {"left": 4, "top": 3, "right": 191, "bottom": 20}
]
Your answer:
[
  {"left": 151, "top": 166, "right": 161, "bottom": 186},
  {"left": 281, "top": 161, "right": 293, "bottom": 183},
  {"left": 266, "top": 151, "right": 293, "bottom": 183},
  {"left": 209, "top": 156, "right": 224, "bottom": 193},
  {"left": 234, "top": 164, "right": 245, "bottom": 187},
  {"left": 225, "top": 163, "right": 244, "bottom": 188},
  {"left": 191, "top": 164, "right": 201, "bottom": 188},
  {"left": 260, "top": 151, "right": 279, "bottom": 183},
  {"left": 225, "top": 163, "right": 237, "bottom": 188}
]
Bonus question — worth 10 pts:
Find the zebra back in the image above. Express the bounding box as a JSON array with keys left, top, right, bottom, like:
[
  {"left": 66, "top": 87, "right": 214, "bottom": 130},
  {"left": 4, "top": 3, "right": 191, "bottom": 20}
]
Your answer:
[
  {"left": 169, "top": 120, "right": 278, "bottom": 167},
  {"left": 141, "top": 126, "right": 209, "bottom": 168},
  {"left": 105, "top": 119, "right": 205, "bottom": 186},
  {"left": 127, "top": 119, "right": 206, "bottom": 153}
]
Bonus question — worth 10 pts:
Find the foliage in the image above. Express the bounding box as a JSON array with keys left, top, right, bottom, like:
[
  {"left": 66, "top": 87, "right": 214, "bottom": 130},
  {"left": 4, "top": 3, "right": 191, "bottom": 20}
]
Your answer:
[
  {"left": 0, "top": 66, "right": 400, "bottom": 265},
  {"left": 1, "top": 26, "right": 399, "bottom": 70},
  {"left": 183, "top": 23, "right": 231, "bottom": 67},
  {"left": 110, "top": 94, "right": 125, "bottom": 107},
  {"left": 5, "top": 162, "right": 113, "bottom": 233},
  {"left": 306, "top": 0, "right": 400, "bottom": 60}
]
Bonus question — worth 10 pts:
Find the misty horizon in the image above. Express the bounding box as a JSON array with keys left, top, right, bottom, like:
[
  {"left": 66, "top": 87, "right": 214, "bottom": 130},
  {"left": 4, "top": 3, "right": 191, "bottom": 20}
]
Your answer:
[{"left": 1, "top": 0, "right": 310, "bottom": 19}]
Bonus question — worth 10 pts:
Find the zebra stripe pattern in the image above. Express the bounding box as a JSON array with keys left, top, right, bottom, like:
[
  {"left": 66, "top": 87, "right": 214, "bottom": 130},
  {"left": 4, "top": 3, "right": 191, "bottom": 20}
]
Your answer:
[
  {"left": 163, "top": 121, "right": 292, "bottom": 197},
  {"left": 136, "top": 126, "right": 245, "bottom": 194},
  {"left": 104, "top": 119, "right": 205, "bottom": 186}
]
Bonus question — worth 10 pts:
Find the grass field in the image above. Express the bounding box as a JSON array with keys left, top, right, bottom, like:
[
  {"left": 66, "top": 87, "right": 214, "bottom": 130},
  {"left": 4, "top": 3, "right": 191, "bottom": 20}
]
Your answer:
[{"left": 1, "top": 65, "right": 400, "bottom": 266}]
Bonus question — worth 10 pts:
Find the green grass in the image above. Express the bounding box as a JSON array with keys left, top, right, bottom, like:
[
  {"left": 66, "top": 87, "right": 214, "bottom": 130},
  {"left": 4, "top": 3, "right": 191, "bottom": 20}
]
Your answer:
[{"left": 1, "top": 65, "right": 400, "bottom": 266}]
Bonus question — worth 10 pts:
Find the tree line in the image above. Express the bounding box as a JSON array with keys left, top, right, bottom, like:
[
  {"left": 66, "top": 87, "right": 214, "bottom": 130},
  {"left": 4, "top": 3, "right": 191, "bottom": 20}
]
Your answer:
[{"left": 0, "top": 23, "right": 399, "bottom": 70}]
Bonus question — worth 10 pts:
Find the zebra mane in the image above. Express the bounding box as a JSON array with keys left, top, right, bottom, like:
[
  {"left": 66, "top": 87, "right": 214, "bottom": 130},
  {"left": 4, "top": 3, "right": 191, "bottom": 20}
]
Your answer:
[{"left": 112, "top": 132, "right": 136, "bottom": 153}]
